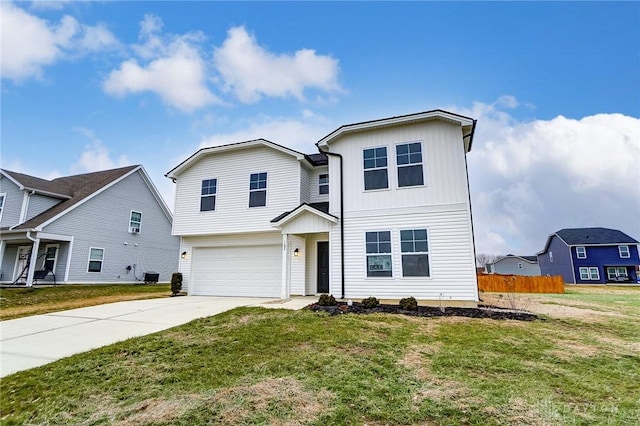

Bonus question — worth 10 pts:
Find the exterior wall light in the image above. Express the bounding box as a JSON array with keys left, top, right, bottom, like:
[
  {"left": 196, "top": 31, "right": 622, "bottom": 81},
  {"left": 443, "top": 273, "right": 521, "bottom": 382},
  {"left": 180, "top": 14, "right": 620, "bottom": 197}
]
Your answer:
[
  {"left": 293, "top": 248, "right": 300, "bottom": 257},
  {"left": 181, "top": 251, "right": 187, "bottom": 260}
]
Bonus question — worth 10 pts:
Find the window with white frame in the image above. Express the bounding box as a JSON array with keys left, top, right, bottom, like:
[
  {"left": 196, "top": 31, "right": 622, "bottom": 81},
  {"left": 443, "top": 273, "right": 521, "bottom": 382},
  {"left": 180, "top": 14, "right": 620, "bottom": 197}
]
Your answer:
[
  {"left": 319, "top": 173, "right": 329, "bottom": 195},
  {"left": 0, "top": 193, "right": 5, "bottom": 221},
  {"left": 579, "top": 266, "right": 600, "bottom": 280},
  {"left": 396, "top": 142, "right": 424, "bottom": 187},
  {"left": 619, "top": 245, "right": 630, "bottom": 258},
  {"left": 200, "top": 178, "right": 217, "bottom": 211},
  {"left": 42, "top": 245, "right": 58, "bottom": 272},
  {"left": 249, "top": 172, "right": 267, "bottom": 207},
  {"left": 518, "top": 262, "right": 523, "bottom": 269},
  {"left": 365, "top": 231, "right": 392, "bottom": 277},
  {"left": 549, "top": 251, "right": 553, "bottom": 262},
  {"left": 129, "top": 211, "right": 142, "bottom": 233},
  {"left": 363, "top": 147, "right": 389, "bottom": 190},
  {"left": 576, "top": 246, "right": 586, "bottom": 259},
  {"left": 400, "top": 229, "right": 430, "bottom": 277},
  {"left": 607, "top": 267, "right": 628, "bottom": 280},
  {"left": 87, "top": 248, "right": 104, "bottom": 273}
]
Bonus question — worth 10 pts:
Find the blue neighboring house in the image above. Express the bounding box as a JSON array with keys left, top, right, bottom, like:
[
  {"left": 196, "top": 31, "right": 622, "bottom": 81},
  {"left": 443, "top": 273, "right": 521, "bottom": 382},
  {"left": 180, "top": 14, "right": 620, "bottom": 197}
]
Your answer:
[{"left": 538, "top": 227, "right": 640, "bottom": 284}]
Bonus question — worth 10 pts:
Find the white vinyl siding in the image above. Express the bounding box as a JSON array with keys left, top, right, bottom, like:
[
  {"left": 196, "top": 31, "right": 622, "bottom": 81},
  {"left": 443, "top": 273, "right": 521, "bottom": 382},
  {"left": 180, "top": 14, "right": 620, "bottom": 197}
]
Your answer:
[
  {"left": 300, "top": 167, "right": 311, "bottom": 204},
  {"left": 309, "top": 166, "right": 329, "bottom": 203},
  {"left": 619, "top": 245, "right": 630, "bottom": 258},
  {"left": 0, "top": 177, "right": 23, "bottom": 227},
  {"left": 25, "top": 194, "right": 62, "bottom": 222}
]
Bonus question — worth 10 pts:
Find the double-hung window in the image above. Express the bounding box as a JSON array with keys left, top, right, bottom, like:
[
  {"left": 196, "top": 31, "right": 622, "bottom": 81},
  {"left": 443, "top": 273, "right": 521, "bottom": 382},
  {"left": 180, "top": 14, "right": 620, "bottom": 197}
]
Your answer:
[
  {"left": 579, "top": 266, "right": 599, "bottom": 281},
  {"left": 249, "top": 172, "right": 267, "bottom": 207},
  {"left": 400, "top": 229, "right": 430, "bottom": 277},
  {"left": 619, "top": 245, "right": 630, "bottom": 258},
  {"left": 396, "top": 142, "right": 424, "bottom": 187},
  {"left": 365, "top": 231, "right": 392, "bottom": 277},
  {"left": 0, "top": 193, "right": 5, "bottom": 221},
  {"left": 363, "top": 147, "right": 388, "bottom": 190},
  {"left": 129, "top": 211, "right": 142, "bottom": 233},
  {"left": 43, "top": 245, "right": 58, "bottom": 272},
  {"left": 576, "top": 246, "right": 586, "bottom": 259},
  {"left": 319, "top": 173, "right": 329, "bottom": 195},
  {"left": 88, "top": 248, "right": 104, "bottom": 273},
  {"left": 200, "top": 179, "right": 217, "bottom": 211},
  {"left": 607, "top": 267, "right": 628, "bottom": 280}
]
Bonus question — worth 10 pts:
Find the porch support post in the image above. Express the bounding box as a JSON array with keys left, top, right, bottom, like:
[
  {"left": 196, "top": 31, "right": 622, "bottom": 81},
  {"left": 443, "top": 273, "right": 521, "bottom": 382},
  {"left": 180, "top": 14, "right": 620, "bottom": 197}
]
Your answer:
[
  {"left": 0, "top": 240, "right": 6, "bottom": 277},
  {"left": 26, "top": 237, "right": 41, "bottom": 287},
  {"left": 281, "top": 233, "right": 290, "bottom": 300}
]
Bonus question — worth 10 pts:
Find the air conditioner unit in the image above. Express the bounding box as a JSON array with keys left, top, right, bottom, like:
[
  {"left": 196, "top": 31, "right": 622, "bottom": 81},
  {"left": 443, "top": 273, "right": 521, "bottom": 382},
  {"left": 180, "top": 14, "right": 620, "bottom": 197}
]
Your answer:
[{"left": 130, "top": 227, "right": 140, "bottom": 234}]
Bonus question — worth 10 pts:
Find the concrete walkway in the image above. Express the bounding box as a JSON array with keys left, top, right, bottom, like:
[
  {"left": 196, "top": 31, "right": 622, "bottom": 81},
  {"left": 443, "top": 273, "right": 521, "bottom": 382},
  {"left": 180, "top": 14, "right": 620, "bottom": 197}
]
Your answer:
[{"left": 0, "top": 296, "right": 317, "bottom": 377}]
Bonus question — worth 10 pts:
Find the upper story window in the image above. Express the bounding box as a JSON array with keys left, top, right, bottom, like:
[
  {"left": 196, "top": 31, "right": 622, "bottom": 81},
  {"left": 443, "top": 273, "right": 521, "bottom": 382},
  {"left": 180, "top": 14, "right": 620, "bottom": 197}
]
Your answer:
[
  {"left": 576, "top": 246, "right": 586, "bottom": 259},
  {"left": 129, "top": 211, "right": 142, "bottom": 233},
  {"left": 517, "top": 262, "right": 523, "bottom": 269},
  {"left": 619, "top": 245, "right": 630, "bottom": 258},
  {"left": 200, "top": 178, "right": 217, "bottom": 212},
  {"left": 400, "top": 229, "right": 430, "bottom": 277},
  {"left": 319, "top": 174, "right": 329, "bottom": 195},
  {"left": 549, "top": 251, "right": 553, "bottom": 263},
  {"left": 396, "top": 142, "right": 424, "bottom": 187},
  {"left": 363, "top": 147, "right": 389, "bottom": 190},
  {"left": 249, "top": 172, "right": 267, "bottom": 207},
  {"left": 87, "top": 248, "right": 104, "bottom": 273},
  {"left": 0, "top": 193, "right": 5, "bottom": 221},
  {"left": 365, "top": 231, "right": 392, "bottom": 277}
]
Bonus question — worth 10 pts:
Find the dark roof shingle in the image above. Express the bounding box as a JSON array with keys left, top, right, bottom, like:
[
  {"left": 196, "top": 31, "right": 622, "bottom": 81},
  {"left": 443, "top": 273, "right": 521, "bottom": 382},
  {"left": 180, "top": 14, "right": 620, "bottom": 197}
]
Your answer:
[{"left": 556, "top": 227, "right": 639, "bottom": 245}]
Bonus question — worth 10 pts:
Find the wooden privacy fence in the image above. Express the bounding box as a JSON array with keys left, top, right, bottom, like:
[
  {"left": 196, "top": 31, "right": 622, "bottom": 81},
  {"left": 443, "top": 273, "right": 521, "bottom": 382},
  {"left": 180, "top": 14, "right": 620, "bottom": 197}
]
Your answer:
[{"left": 478, "top": 274, "right": 565, "bottom": 294}]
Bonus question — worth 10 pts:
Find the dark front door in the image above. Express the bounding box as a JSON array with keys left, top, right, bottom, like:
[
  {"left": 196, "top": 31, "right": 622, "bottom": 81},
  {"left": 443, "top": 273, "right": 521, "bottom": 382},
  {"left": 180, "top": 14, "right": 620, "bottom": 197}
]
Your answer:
[{"left": 317, "top": 241, "right": 329, "bottom": 293}]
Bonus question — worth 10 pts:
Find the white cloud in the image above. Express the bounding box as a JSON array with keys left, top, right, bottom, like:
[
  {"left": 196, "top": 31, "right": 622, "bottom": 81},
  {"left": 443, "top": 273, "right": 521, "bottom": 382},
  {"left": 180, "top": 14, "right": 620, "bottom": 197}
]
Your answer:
[
  {"left": 213, "top": 26, "right": 341, "bottom": 103},
  {"left": 70, "top": 127, "right": 130, "bottom": 173},
  {"left": 0, "top": 2, "right": 119, "bottom": 82},
  {"left": 103, "top": 15, "right": 218, "bottom": 113},
  {"left": 464, "top": 99, "right": 640, "bottom": 255}
]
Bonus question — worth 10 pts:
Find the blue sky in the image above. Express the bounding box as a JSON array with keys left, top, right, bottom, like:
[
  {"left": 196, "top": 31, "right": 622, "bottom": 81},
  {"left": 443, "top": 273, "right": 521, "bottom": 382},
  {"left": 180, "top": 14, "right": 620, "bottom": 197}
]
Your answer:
[{"left": 2, "top": 1, "right": 639, "bottom": 256}]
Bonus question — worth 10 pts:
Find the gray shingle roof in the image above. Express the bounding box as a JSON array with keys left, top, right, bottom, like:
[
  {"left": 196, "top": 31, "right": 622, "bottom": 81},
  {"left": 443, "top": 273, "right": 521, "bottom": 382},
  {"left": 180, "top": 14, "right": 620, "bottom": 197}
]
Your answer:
[
  {"left": 305, "top": 153, "right": 328, "bottom": 166},
  {"left": 271, "top": 202, "right": 330, "bottom": 223},
  {"left": 556, "top": 227, "right": 639, "bottom": 245}
]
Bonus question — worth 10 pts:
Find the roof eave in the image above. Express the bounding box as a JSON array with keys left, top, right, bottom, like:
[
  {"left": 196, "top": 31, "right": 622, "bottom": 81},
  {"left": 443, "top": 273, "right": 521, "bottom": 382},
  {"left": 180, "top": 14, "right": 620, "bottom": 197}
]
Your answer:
[{"left": 271, "top": 204, "right": 338, "bottom": 228}]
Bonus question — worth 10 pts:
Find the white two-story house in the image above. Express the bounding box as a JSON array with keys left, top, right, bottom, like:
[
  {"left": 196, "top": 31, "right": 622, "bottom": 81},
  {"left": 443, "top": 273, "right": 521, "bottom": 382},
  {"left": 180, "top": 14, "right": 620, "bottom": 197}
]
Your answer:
[{"left": 166, "top": 109, "right": 479, "bottom": 305}]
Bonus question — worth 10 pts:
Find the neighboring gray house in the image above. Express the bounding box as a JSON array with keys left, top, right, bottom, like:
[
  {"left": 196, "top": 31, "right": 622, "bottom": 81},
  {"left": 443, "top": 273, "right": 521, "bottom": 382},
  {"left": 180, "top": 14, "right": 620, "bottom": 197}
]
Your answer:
[
  {"left": 485, "top": 254, "right": 540, "bottom": 276},
  {"left": 0, "top": 166, "right": 179, "bottom": 286}
]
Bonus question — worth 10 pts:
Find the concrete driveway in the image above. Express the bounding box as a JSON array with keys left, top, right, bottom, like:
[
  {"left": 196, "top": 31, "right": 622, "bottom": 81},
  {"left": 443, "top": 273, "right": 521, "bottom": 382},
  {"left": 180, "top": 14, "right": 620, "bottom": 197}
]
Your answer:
[{"left": 0, "top": 296, "right": 316, "bottom": 377}]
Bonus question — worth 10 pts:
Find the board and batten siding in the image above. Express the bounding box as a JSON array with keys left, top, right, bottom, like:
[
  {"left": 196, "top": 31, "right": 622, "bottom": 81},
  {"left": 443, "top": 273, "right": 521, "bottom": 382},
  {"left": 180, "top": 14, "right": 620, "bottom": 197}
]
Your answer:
[
  {"left": 26, "top": 194, "right": 62, "bottom": 222},
  {"left": 309, "top": 166, "right": 329, "bottom": 204},
  {"left": 0, "top": 177, "right": 24, "bottom": 227},
  {"left": 329, "top": 205, "right": 477, "bottom": 301},
  {"left": 42, "top": 170, "right": 178, "bottom": 283},
  {"left": 179, "top": 232, "right": 282, "bottom": 293},
  {"left": 172, "top": 146, "right": 303, "bottom": 236},
  {"left": 327, "top": 120, "right": 470, "bottom": 216}
]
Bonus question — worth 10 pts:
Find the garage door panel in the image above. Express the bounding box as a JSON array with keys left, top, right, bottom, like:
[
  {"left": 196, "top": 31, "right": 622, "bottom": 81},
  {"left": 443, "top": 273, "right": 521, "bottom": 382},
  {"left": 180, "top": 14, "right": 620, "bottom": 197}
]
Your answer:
[{"left": 191, "top": 245, "right": 281, "bottom": 297}]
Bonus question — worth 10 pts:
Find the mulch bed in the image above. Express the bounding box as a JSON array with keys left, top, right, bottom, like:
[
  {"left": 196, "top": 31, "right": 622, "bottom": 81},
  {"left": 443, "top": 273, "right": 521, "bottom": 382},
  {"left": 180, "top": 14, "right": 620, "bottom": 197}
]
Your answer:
[{"left": 306, "top": 302, "right": 538, "bottom": 321}]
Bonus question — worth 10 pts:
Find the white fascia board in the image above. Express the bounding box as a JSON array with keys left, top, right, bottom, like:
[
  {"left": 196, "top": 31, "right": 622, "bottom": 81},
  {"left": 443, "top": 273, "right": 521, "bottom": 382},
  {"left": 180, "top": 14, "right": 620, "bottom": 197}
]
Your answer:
[
  {"left": 166, "top": 139, "right": 306, "bottom": 179},
  {"left": 272, "top": 205, "right": 338, "bottom": 228},
  {"left": 0, "top": 170, "right": 70, "bottom": 199},
  {"left": 317, "top": 110, "right": 475, "bottom": 148},
  {"left": 35, "top": 232, "right": 73, "bottom": 242},
  {"left": 34, "top": 166, "right": 142, "bottom": 231},
  {"left": 0, "top": 170, "right": 24, "bottom": 189}
]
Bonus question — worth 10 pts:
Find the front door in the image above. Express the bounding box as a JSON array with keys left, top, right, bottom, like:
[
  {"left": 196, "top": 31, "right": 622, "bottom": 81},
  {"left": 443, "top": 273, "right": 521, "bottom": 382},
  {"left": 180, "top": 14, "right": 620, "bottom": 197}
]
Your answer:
[
  {"left": 14, "top": 246, "right": 31, "bottom": 282},
  {"left": 317, "top": 241, "right": 329, "bottom": 293}
]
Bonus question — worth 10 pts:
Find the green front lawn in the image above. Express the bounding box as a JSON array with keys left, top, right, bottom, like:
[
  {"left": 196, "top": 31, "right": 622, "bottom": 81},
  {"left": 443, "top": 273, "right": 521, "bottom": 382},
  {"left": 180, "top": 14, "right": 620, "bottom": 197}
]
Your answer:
[
  {"left": 1, "top": 287, "right": 639, "bottom": 425},
  {"left": 0, "top": 284, "right": 171, "bottom": 320}
]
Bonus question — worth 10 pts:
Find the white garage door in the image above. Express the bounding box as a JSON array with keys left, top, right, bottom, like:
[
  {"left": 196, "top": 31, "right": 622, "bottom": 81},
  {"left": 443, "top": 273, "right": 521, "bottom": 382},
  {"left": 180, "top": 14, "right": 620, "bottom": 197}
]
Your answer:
[{"left": 190, "top": 245, "right": 281, "bottom": 297}]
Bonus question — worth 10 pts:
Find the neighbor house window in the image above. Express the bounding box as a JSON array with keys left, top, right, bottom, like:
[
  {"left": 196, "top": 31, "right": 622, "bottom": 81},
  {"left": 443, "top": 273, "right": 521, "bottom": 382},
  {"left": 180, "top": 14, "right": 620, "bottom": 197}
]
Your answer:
[
  {"left": 0, "top": 193, "right": 5, "bottom": 221},
  {"left": 319, "top": 173, "right": 329, "bottom": 195},
  {"left": 579, "top": 266, "right": 599, "bottom": 281},
  {"left": 200, "top": 178, "right": 217, "bottom": 211},
  {"left": 549, "top": 251, "right": 553, "bottom": 262},
  {"left": 400, "top": 229, "right": 430, "bottom": 277},
  {"left": 129, "top": 211, "right": 142, "bottom": 233},
  {"left": 363, "top": 147, "right": 388, "bottom": 190},
  {"left": 607, "top": 267, "right": 628, "bottom": 280},
  {"left": 396, "top": 142, "right": 424, "bottom": 187},
  {"left": 43, "top": 245, "right": 58, "bottom": 272},
  {"left": 619, "top": 245, "right": 630, "bottom": 258},
  {"left": 518, "top": 262, "right": 523, "bottom": 269},
  {"left": 249, "top": 172, "right": 267, "bottom": 207},
  {"left": 576, "top": 246, "right": 586, "bottom": 259},
  {"left": 88, "top": 248, "right": 104, "bottom": 273},
  {"left": 366, "top": 231, "right": 392, "bottom": 277}
]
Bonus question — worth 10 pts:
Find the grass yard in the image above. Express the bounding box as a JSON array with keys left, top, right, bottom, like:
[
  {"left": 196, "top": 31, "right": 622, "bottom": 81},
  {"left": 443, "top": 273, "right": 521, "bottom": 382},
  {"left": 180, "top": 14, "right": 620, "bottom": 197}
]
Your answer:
[
  {"left": 1, "top": 286, "right": 639, "bottom": 425},
  {"left": 0, "top": 284, "right": 172, "bottom": 321}
]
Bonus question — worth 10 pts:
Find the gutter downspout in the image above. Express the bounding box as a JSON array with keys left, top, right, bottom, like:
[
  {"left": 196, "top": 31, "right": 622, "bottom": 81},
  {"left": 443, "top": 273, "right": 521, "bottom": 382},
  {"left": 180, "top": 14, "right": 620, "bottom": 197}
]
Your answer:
[
  {"left": 463, "top": 120, "right": 479, "bottom": 301},
  {"left": 318, "top": 148, "right": 345, "bottom": 299}
]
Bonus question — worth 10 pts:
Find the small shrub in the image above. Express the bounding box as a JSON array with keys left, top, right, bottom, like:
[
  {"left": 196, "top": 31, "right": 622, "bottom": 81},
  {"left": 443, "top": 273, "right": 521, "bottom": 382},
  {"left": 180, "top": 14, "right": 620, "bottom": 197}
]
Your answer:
[
  {"left": 171, "top": 272, "right": 183, "bottom": 296},
  {"left": 317, "top": 294, "right": 337, "bottom": 306},
  {"left": 361, "top": 297, "right": 380, "bottom": 309},
  {"left": 399, "top": 297, "right": 418, "bottom": 311}
]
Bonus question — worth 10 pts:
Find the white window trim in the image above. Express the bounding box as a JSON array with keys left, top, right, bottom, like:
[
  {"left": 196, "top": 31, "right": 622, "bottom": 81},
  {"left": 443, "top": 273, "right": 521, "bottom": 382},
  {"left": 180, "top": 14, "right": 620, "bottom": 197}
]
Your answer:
[
  {"left": 517, "top": 262, "right": 523, "bottom": 269},
  {"left": 249, "top": 172, "right": 268, "bottom": 208},
  {"left": 87, "top": 247, "right": 105, "bottom": 273},
  {"left": 394, "top": 141, "right": 426, "bottom": 188},
  {"left": 576, "top": 246, "right": 586, "bottom": 259},
  {"left": 318, "top": 173, "right": 329, "bottom": 195},
  {"left": 0, "top": 193, "right": 5, "bottom": 222},
  {"left": 607, "top": 267, "right": 628, "bottom": 280},
  {"left": 364, "top": 230, "right": 393, "bottom": 278},
  {"left": 579, "top": 266, "right": 600, "bottom": 281},
  {"left": 42, "top": 244, "right": 59, "bottom": 272},
  {"left": 362, "top": 146, "right": 390, "bottom": 192},
  {"left": 200, "top": 178, "right": 217, "bottom": 212},
  {"left": 129, "top": 210, "right": 142, "bottom": 234},
  {"left": 399, "top": 228, "right": 431, "bottom": 278},
  {"left": 619, "top": 245, "right": 630, "bottom": 258},
  {"left": 589, "top": 267, "right": 600, "bottom": 280},
  {"left": 549, "top": 251, "right": 553, "bottom": 263}
]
